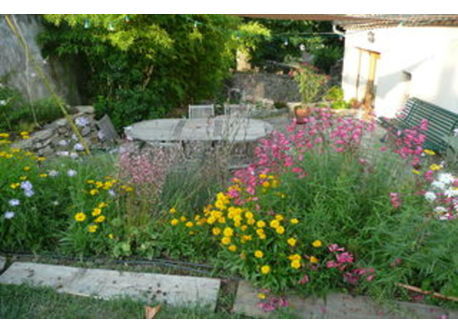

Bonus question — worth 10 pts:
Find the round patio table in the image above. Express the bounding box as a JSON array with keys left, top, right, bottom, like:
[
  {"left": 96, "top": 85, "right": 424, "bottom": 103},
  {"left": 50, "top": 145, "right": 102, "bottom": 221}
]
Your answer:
[{"left": 124, "top": 116, "right": 274, "bottom": 143}]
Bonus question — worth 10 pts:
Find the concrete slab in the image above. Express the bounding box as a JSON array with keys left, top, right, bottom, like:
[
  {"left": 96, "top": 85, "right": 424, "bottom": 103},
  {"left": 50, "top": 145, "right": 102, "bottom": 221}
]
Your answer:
[
  {"left": 0, "top": 256, "right": 6, "bottom": 271},
  {"left": 0, "top": 262, "right": 221, "bottom": 309},
  {"left": 233, "top": 281, "right": 458, "bottom": 319}
]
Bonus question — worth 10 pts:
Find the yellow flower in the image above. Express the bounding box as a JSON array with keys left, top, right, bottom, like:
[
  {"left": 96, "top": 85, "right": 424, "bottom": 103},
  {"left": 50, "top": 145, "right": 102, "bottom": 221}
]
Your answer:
[
  {"left": 75, "top": 212, "right": 87, "bottom": 222},
  {"left": 276, "top": 226, "right": 285, "bottom": 234},
  {"left": 288, "top": 254, "right": 301, "bottom": 261},
  {"left": 221, "top": 237, "right": 231, "bottom": 245},
  {"left": 241, "top": 235, "right": 252, "bottom": 242},
  {"left": 108, "top": 233, "right": 114, "bottom": 239},
  {"left": 19, "top": 176, "right": 27, "bottom": 181},
  {"left": 260, "top": 265, "right": 271, "bottom": 274},
  {"left": 92, "top": 208, "right": 102, "bottom": 216},
  {"left": 87, "top": 180, "right": 95, "bottom": 184},
  {"left": 169, "top": 207, "right": 177, "bottom": 214},
  {"left": 256, "top": 220, "right": 266, "bottom": 228},
  {"left": 223, "top": 227, "right": 234, "bottom": 237},
  {"left": 287, "top": 238, "right": 297, "bottom": 246},
  {"left": 0, "top": 133, "right": 10, "bottom": 138},
  {"left": 212, "top": 227, "right": 221, "bottom": 235},
  {"left": 291, "top": 259, "right": 301, "bottom": 269},
  {"left": 170, "top": 219, "right": 179, "bottom": 226},
  {"left": 290, "top": 218, "right": 299, "bottom": 224},
  {"left": 245, "top": 211, "right": 254, "bottom": 219},
  {"left": 20, "top": 131, "right": 29, "bottom": 136},
  {"left": 180, "top": 216, "right": 187, "bottom": 222},
  {"left": 36, "top": 157, "right": 46, "bottom": 162},
  {"left": 10, "top": 183, "right": 20, "bottom": 189},
  {"left": 98, "top": 202, "right": 108, "bottom": 209},
  {"left": 423, "top": 149, "right": 436, "bottom": 156},
  {"left": 246, "top": 218, "right": 256, "bottom": 225},
  {"left": 412, "top": 169, "right": 421, "bottom": 175},
  {"left": 39, "top": 173, "right": 48, "bottom": 178},
  {"left": 228, "top": 245, "right": 237, "bottom": 252},
  {"left": 275, "top": 214, "right": 284, "bottom": 221},
  {"left": 269, "top": 219, "right": 280, "bottom": 228},
  {"left": 254, "top": 250, "right": 264, "bottom": 258},
  {"left": 261, "top": 181, "right": 270, "bottom": 188},
  {"left": 258, "top": 233, "right": 266, "bottom": 240},
  {"left": 429, "top": 164, "right": 443, "bottom": 171},
  {"left": 90, "top": 189, "right": 99, "bottom": 196},
  {"left": 22, "top": 136, "right": 30, "bottom": 140},
  {"left": 23, "top": 166, "right": 31, "bottom": 171},
  {"left": 94, "top": 215, "right": 106, "bottom": 223},
  {"left": 259, "top": 174, "right": 268, "bottom": 179},
  {"left": 257, "top": 293, "right": 266, "bottom": 299},
  {"left": 312, "top": 240, "right": 322, "bottom": 248},
  {"left": 185, "top": 221, "right": 194, "bottom": 228},
  {"left": 309, "top": 256, "right": 319, "bottom": 263},
  {"left": 241, "top": 225, "right": 248, "bottom": 231},
  {"left": 87, "top": 224, "right": 98, "bottom": 233}
]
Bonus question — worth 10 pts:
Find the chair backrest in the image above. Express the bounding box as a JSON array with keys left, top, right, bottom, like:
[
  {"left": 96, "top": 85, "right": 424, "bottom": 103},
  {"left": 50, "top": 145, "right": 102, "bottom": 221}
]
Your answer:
[
  {"left": 188, "top": 104, "right": 215, "bottom": 119},
  {"left": 401, "top": 97, "right": 458, "bottom": 151},
  {"left": 224, "top": 104, "right": 250, "bottom": 117}
]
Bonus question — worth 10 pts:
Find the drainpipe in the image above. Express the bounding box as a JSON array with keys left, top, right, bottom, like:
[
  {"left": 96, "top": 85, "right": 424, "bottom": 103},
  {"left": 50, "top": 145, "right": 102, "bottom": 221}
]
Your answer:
[{"left": 332, "top": 24, "right": 346, "bottom": 38}]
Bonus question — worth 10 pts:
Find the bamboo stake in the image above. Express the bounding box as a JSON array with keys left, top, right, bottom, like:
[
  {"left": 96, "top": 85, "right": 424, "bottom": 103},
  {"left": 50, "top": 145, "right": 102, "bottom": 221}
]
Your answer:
[
  {"left": 4, "top": 14, "right": 91, "bottom": 156},
  {"left": 396, "top": 283, "right": 458, "bottom": 302}
]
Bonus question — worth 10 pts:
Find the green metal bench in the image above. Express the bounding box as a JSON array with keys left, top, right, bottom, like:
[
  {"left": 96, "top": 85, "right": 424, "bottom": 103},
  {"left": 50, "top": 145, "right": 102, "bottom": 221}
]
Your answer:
[{"left": 378, "top": 97, "right": 458, "bottom": 153}]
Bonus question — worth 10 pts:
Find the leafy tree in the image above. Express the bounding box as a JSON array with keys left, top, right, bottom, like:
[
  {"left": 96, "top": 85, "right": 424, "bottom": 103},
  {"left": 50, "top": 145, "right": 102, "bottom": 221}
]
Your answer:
[
  {"left": 242, "top": 18, "right": 343, "bottom": 74},
  {"left": 39, "top": 14, "right": 269, "bottom": 130}
]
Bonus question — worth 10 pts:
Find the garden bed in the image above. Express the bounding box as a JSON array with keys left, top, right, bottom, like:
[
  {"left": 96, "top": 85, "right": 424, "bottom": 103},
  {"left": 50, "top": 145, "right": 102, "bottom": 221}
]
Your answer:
[{"left": 1, "top": 109, "right": 457, "bottom": 313}]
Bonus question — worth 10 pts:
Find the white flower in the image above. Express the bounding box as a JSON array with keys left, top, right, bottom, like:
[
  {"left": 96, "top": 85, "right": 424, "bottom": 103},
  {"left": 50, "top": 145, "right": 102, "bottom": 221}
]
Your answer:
[
  {"left": 67, "top": 169, "right": 77, "bottom": 177},
  {"left": 74, "top": 143, "right": 84, "bottom": 151},
  {"left": 24, "top": 189, "right": 35, "bottom": 197},
  {"left": 8, "top": 199, "right": 20, "bottom": 206},
  {"left": 58, "top": 140, "right": 68, "bottom": 146},
  {"left": 48, "top": 170, "right": 59, "bottom": 177},
  {"left": 20, "top": 181, "right": 33, "bottom": 191},
  {"left": 437, "top": 173, "right": 454, "bottom": 185},
  {"left": 4, "top": 211, "right": 15, "bottom": 219},
  {"left": 424, "top": 192, "right": 437, "bottom": 202},
  {"left": 75, "top": 117, "right": 89, "bottom": 127},
  {"left": 70, "top": 152, "right": 79, "bottom": 159},
  {"left": 108, "top": 190, "right": 116, "bottom": 197},
  {"left": 454, "top": 128, "right": 458, "bottom": 137},
  {"left": 434, "top": 206, "right": 448, "bottom": 215},
  {"left": 431, "top": 181, "right": 446, "bottom": 191},
  {"left": 56, "top": 151, "right": 69, "bottom": 157},
  {"left": 72, "top": 134, "right": 78, "bottom": 141},
  {"left": 0, "top": 100, "right": 7, "bottom": 106},
  {"left": 444, "top": 188, "right": 458, "bottom": 198},
  {"left": 52, "top": 201, "right": 59, "bottom": 206}
]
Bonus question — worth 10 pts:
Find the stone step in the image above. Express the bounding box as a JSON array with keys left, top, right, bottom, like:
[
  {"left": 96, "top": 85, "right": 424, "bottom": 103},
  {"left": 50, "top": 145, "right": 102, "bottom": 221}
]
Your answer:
[
  {"left": 233, "top": 281, "right": 458, "bottom": 319},
  {"left": 0, "top": 262, "right": 221, "bottom": 310}
]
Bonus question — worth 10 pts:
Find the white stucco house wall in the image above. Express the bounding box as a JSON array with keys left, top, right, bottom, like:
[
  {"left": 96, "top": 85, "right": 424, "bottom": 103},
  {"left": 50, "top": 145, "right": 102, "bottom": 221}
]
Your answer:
[{"left": 338, "top": 18, "right": 458, "bottom": 119}]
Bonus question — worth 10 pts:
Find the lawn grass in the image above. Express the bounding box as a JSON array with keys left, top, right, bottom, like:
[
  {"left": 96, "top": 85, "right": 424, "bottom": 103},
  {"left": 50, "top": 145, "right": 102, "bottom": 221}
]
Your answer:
[{"left": 0, "top": 283, "right": 248, "bottom": 319}]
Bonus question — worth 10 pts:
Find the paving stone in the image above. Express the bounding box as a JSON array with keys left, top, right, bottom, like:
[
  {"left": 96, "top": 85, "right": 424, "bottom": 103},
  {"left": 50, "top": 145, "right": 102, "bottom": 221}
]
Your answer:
[
  {"left": 233, "top": 281, "right": 458, "bottom": 319},
  {"left": 0, "top": 256, "right": 5, "bottom": 271},
  {"left": 0, "top": 262, "right": 221, "bottom": 309}
]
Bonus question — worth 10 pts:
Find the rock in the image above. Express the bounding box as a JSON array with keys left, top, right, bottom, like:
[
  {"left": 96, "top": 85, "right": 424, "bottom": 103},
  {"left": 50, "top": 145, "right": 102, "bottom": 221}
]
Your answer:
[
  {"left": 54, "top": 118, "right": 68, "bottom": 127},
  {"left": 0, "top": 262, "right": 221, "bottom": 309},
  {"left": 233, "top": 281, "right": 458, "bottom": 319},
  {"left": 11, "top": 138, "right": 33, "bottom": 150},
  {"left": 80, "top": 126, "right": 91, "bottom": 137},
  {"left": 32, "top": 129, "right": 54, "bottom": 142},
  {"left": 73, "top": 106, "right": 95, "bottom": 114},
  {"left": 37, "top": 145, "right": 54, "bottom": 156}
]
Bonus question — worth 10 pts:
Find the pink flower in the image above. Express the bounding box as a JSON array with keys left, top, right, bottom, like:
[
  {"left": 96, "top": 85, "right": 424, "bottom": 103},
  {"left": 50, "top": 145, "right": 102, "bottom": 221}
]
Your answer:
[
  {"left": 328, "top": 244, "right": 345, "bottom": 252},
  {"left": 298, "top": 274, "right": 310, "bottom": 284},
  {"left": 336, "top": 252, "right": 354, "bottom": 264}
]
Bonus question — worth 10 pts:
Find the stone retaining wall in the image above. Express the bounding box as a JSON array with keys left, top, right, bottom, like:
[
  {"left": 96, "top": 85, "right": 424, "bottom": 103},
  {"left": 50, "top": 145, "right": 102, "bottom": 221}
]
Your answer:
[
  {"left": 228, "top": 72, "right": 301, "bottom": 104},
  {"left": 12, "top": 106, "right": 117, "bottom": 156}
]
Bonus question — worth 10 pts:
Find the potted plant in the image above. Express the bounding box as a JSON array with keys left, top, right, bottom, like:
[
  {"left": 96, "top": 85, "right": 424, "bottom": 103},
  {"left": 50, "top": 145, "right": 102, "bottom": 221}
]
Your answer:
[{"left": 292, "top": 63, "right": 329, "bottom": 124}]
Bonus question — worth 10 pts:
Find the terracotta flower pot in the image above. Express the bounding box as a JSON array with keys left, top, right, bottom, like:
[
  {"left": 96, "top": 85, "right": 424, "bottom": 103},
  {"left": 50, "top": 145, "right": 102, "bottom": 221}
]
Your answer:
[{"left": 294, "top": 105, "right": 311, "bottom": 124}]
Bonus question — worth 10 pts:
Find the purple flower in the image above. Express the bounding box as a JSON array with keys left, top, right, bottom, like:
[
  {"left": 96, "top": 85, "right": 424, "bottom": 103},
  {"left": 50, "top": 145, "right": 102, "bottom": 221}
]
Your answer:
[
  {"left": 8, "top": 199, "right": 20, "bottom": 206},
  {"left": 67, "top": 169, "right": 77, "bottom": 177},
  {"left": 24, "top": 189, "right": 35, "bottom": 197},
  {"left": 20, "top": 181, "right": 33, "bottom": 191}
]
